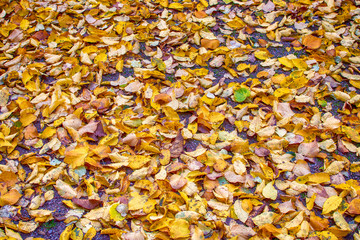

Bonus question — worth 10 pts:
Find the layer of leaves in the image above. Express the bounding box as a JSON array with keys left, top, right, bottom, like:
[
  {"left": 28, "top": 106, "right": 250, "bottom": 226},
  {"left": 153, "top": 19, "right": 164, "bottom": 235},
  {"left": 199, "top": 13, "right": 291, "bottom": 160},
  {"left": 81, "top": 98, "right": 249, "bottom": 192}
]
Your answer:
[{"left": 0, "top": 0, "right": 360, "bottom": 239}]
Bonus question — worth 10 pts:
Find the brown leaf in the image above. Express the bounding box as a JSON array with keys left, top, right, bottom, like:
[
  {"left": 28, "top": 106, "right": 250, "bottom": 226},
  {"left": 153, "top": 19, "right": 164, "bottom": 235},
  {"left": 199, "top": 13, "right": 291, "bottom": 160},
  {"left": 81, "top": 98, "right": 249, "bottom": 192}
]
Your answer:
[
  {"left": 337, "top": 139, "right": 349, "bottom": 153},
  {"left": 254, "top": 147, "right": 270, "bottom": 157},
  {"left": 154, "top": 93, "right": 172, "bottom": 104},
  {"left": 57, "top": 128, "right": 71, "bottom": 146},
  {"left": 169, "top": 174, "right": 187, "bottom": 190},
  {"left": 24, "top": 124, "right": 38, "bottom": 140},
  {"left": 78, "top": 121, "right": 99, "bottom": 136},
  {"left": 298, "top": 141, "right": 320, "bottom": 158},
  {"left": 170, "top": 133, "right": 184, "bottom": 158},
  {"left": 88, "top": 122, "right": 106, "bottom": 141},
  {"left": 31, "top": 31, "right": 49, "bottom": 41},
  {"left": 72, "top": 198, "right": 103, "bottom": 210},
  {"left": 8, "top": 29, "right": 23, "bottom": 42},
  {"left": 278, "top": 200, "right": 295, "bottom": 214},
  {"left": 122, "top": 133, "right": 139, "bottom": 147}
]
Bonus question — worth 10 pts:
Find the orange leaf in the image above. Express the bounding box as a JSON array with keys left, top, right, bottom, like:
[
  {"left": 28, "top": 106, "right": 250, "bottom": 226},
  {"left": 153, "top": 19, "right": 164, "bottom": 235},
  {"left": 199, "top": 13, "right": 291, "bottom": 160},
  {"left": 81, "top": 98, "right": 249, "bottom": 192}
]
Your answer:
[
  {"left": 201, "top": 39, "right": 220, "bottom": 50},
  {"left": 0, "top": 189, "right": 22, "bottom": 206},
  {"left": 348, "top": 199, "right": 360, "bottom": 215},
  {"left": 302, "top": 35, "right": 322, "bottom": 50}
]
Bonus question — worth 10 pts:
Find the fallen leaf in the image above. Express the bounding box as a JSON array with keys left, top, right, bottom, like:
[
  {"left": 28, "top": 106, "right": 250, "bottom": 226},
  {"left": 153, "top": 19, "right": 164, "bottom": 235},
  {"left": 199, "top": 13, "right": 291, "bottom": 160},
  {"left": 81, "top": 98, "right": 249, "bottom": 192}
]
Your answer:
[
  {"left": 72, "top": 198, "right": 102, "bottom": 210},
  {"left": 303, "top": 35, "right": 322, "bottom": 49},
  {"left": 170, "top": 133, "right": 184, "bottom": 158},
  {"left": 322, "top": 195, "right": 342, "bottom": 215}
]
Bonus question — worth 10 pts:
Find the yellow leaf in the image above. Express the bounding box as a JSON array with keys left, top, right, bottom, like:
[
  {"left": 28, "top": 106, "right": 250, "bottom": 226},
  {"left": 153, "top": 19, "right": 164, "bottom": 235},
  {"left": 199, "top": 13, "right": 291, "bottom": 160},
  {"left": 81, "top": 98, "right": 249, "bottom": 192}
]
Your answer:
[
  {"left": 199, "top": 0, "right": 209, "bottom": 7},
  {"left": 252, "top": 211, "right": 276, "bottom": 226},
  {"left": 143, "top": 199, "right": 157, "bottom": 213},
  {"left": 60, "top": 224, "right": 73, "bottom": 240},
  {"left": 350, "top": 80, "right": 360, "bottom": 88},
  {"left": 333, "top": 211, "right": 351, "bottom": 231},
  {"left": 4, "top": 227, "right": 22, "bottom": 240},
  {"left": 20, "top": 113, "right": 37, "bottom": 127},
  {"left": 17, "top": 221, "right": 38, "bottom": 234},
  {"left": 308, "top": 172, "right": 330, "bottom": 184},
  {"left": 94, "top": 53, "right": 107, "bottom": 64},
  {"left": 278, "top": 57, "right": 294, "bottom": 68},
  {"left": 128, "top": 193, "right": 148, "bottom": 211},
  {"left": 98, "top": 133, "right": 119, "bottom": 146},
  {"left": 280, "top": 75, "right": 308, "bottom": 89},
  {"left": 254, "top": 50, "right": 272, "bottom": 60},
  {"left": 342, "top": 126, "right": 360, "bottom": 143},
  {"left": 273, "top": 0, "right": 286, "bottom": 7},
  {"left": 234, "top": 200, "right": 249, "bottom": 223},
  {"left": 20, "top": 19, "right": 29, "bottom": 30},
  {"left": 109, "top": 203, "right": 125, "bottom": 221},
  {"left": 116, "top": 59, "right": 124, "bottom": 72},
  {"left": 227, "top": 17, "right": 246, "bottom": 30},
  {"left": 64, "top": 145, "right": 89, "bottom": 168},
  {"left": 163, "top": 106, "right": 180, "bottom": 121},
  {"left": 322, "top": 195, "right": 342, "bottom": 215},
  {"left": 160, "top": 149, "right": 170, "bottom": 165},
  {"left": 285, "top": 211, "right": 304, "bottom": 229},
  {"left": 292, "top": 59, "right": 308, "bottom": 69},
  {"left": 157, "top": 0, "right": 168, "bottom": 7},
  {"left": 169, "top": 219, "right": 190, "bottom": 239},
  {"left": 70, "top": 227, "right": 83, "bottom": 240},
  {"left": 84, "top": 227, "right": 97, "bottom": 240},
  {"left": 128, "top": 155, "right": 152, "bottom": 169},
  {"left": 325, "top": 161, "right": 345, "bottom": 175},
  {"left": 168, "top": 2, "right": 184, "bottom": 11},
  {"left": 306, "top": 193, "right": 317, "bottom": 210},
  {"left": 309, "top": 230, "right": 338, "bottom": 240},
  {"left": 188, "top": 122, "right": 197, "bottom": 134},
  {"left": 39, "top": 127, "right": 57, "bottom": 139},
  {"left": 54, "top": 179, "right": 77, "bottom": 199},
  {"left": 237, "top": 63, "right": 250, "bottom": 71},
  {"left": 273, "top": 88, "right": 292, "bottom": 98},
  {"left": 296, "top": 172, "right": 330, "bottom": 184},
  {"left": 262, "top": 181, "right": 277, "bottom": 200}
]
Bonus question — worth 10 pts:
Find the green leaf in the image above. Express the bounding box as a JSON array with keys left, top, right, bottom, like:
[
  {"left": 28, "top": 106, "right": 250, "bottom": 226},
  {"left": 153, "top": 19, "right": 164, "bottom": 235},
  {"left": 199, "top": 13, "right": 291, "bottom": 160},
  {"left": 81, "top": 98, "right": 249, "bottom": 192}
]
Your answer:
[
  {"left": 14, "top": 121, "right": 22, "bottom": 128},
  {"left": 152, "top": 58, "right": 166, "bottom": 71},
  {"left": 234, "top": 88, "right": 251, "bottom": 103},
  {"left": 318, "top": 99, "right": 327, "bottom": 107}
]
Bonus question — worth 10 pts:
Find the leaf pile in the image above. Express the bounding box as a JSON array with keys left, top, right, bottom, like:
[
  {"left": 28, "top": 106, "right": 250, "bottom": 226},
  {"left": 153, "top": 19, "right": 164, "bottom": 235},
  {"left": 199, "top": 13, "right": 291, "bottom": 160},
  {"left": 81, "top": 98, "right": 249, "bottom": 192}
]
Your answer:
[{"left": 1, "top": 0, "right": 360, "bottom": 239}]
